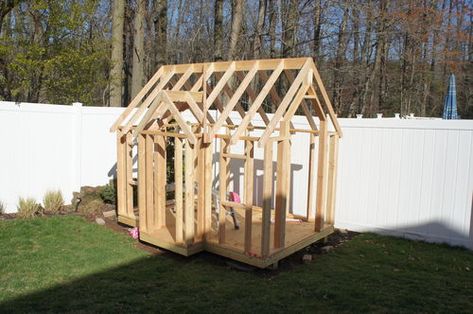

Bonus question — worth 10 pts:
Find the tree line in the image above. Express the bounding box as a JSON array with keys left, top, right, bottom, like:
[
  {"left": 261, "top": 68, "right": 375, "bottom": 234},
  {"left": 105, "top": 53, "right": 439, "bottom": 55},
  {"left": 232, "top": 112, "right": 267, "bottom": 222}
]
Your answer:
[{"left": 0, "top": 0, "right": 472, "bottom": 118}]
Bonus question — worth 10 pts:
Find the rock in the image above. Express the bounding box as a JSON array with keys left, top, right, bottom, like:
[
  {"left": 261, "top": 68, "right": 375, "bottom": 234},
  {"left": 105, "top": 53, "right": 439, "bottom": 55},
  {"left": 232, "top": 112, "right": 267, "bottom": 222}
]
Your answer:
[
  {"left": 95, "top": 217, "right": 106, "bottom": 225},
  {"left": 321, "top": 245, "right": 333, "bottom": 253},
  {"left": 71, "top": 186, "right": 106, "bottom": 214},
  {"left": 81, "top": 199, "right": 105, "bottom": 214},
  {"left": 338, "top": 229, "right": 348, "bottom": 234},
  {"left": 302, "top": 254, "right": 313, "bottom": 263},
  {"left": 103, "top": 210, "right": 116, "bottom": 218}
]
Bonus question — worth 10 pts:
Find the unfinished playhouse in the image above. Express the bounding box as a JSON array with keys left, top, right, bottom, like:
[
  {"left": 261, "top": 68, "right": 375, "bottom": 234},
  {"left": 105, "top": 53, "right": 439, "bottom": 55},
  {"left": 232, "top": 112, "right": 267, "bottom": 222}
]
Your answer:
[{"left": 111, "top": 57, "right": 342, "bottom": 268}]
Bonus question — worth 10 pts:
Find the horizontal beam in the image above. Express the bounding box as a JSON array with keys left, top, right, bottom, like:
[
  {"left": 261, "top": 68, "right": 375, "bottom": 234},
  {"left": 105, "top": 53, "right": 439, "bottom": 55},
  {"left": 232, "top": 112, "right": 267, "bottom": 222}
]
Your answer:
[
  {"left": 164, "top": 90, "right": 203, "bottom": 103},
  {"left": 161, "top": 57, "right": 310, "bottom": 74}
]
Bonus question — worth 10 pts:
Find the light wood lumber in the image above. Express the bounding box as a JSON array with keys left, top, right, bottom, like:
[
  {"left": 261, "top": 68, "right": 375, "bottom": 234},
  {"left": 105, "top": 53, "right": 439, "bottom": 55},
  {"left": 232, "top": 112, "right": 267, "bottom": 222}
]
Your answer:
[
  {"left": 123, "top": 69, "right": 175, "bottom": 134},
  {"left": 145, "top": 135, "right": 155, "bottom": 230},
  {"left": 138, "top": 134, "right": 147, "bottom": 232},
  {"left": 212, "top": 62, "right": 259, "bottom": 133},
  {"left": 184, "top": 140, "right": 195, "bottom": 244},
  {"left": 156, "top": 135, "right": 166, "bottom": 228},
  {"left": 326, "top": 134, "right": 339, "bottom": 225},
  {"left": 244, "top": 140, "right": 254, "bottom": 254},
  {"left": 315, "top": 118, "right": 328, "bottom": 231},
  {"left": 306, "top": 133, "right": 316, "bottom": 221},
  {"left": 174, "top": 138, "right": 183, "bottom": 243},
  {"left": 274, "top": 121, "right": 289, "bottom": 248},
  {"left": 218, "top": 138, "right": 229, "bottom": 243},
  {"left": 258, "top": 58, "right": 312, "bottom": 147},
  {"left": 111, "top": 67, "right": 164, "bottom": 132},
  {"left": 231, "top": 60, "right": 284, "bottom": 144},
  {"left": 261, "top": 141, "right": 273, "bottom": 257}
]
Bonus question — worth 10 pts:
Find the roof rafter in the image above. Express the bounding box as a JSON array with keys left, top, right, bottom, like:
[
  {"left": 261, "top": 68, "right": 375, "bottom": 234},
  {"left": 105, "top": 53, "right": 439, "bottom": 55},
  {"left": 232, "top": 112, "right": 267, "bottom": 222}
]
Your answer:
[
  {"left": 230, "top": 60, "right": 285, "bottom": 144},
  {"left": 111, "top": 66, "right": 164, "bottom": 132},
  {"left": 122, "top": 68, "right": 176, "bottom": 134},
  {"left": 211, "top": 62, "right": 259, "bottom": 134},
  {"left": 258, "top": 58, "right": 312, "bottom": 147}
]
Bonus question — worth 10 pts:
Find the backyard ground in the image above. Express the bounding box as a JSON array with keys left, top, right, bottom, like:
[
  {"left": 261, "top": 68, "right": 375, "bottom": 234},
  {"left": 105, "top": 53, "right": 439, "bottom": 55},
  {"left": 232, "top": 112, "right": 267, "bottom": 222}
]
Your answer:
[{"left": 0, "top": 216, "right": 472, "bottom": 313}]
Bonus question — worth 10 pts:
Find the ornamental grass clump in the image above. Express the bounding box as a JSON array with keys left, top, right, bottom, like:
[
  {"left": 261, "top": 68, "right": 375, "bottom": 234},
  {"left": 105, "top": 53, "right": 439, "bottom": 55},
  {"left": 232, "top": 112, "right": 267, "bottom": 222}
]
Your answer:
[
  {"left": 17, "top": 197, "right": 41, "bottom": 218},
  {"left": 43, "top": 190, "right": 64, "bottom": 213}
]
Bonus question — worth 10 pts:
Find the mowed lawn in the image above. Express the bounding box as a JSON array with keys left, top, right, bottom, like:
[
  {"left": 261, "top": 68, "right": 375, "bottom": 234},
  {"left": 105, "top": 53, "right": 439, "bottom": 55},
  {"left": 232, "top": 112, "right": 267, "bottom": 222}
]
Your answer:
[{"left": 0, "top": 216, "right": 472, "bottom": 313}]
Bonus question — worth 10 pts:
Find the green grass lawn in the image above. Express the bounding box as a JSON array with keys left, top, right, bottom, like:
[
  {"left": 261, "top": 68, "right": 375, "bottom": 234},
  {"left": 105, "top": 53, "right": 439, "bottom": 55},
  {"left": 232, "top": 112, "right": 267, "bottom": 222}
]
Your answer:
[{"left": 0, "top": 216, "right": 472, "bottom": 313}]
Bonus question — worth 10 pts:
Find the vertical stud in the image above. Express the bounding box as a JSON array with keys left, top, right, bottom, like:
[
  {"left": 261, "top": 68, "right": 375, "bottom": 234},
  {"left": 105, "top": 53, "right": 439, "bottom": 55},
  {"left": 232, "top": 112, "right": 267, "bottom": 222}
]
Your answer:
[
  {"left": 315, "top": 118, "right": 328, "bottom": 232},
  {"left": 174, "top": 138, "right": 183, "bottom": 243},
  {"left": 261, "top": 141, "right": 273, "bottom": 257}
]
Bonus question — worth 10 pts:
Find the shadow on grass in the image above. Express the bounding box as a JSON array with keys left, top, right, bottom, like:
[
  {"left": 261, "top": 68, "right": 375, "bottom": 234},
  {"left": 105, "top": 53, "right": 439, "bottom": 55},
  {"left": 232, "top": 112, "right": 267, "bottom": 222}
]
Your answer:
[
  {"left": 1, "top": 221, "right": 472, "bottom": 313},
  {"left": 0, "top": 250, "right": 281, "bottom": 313}
]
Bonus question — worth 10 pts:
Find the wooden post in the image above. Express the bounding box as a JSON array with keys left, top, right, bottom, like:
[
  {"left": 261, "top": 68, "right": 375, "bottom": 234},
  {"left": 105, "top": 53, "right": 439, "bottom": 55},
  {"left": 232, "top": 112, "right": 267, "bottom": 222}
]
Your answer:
[
  {"left": 244, "top": 140, "right": 254, "bottom": 254},
  {"left": 145, "top": 135, "right": 155, "bottom": 231},
  {"left": 196, "top": 137, "right": 205, "bottom": 241},
  {"left": 155, "top": 135, "right": 166, "bottom": 228},
  {"left": 125, "top": 132, "right": 134, "bottom": 217},
  {"left": 315, "top": 118, "right": 328, "bottom": 232},
  {"left": 138, "top": 134, "right": 147, "bottom": 232},
  {"left": 174, "top": 138, "right": 183, "bottom": 243},
  {"left": 261, "top": 141, "right": 273, "bottom": 257},
  {"left": 274, "top": 121, "right": 289, "bottom": 248},
  {"left": 116, "top": 131, "right": 126, "bottom": 217},
  {"left": 326, "top": 134, "right": 339, "bottom": 225},
  {"left": 218, "top": 138, "right": 229, "bottom": 244},
  {"left": 204, "top": 142, "right": 213, "bottom": 236},
  {"left": 184, "top": 140, "right": 195, "bottom": 244},
  {"left": 306, "top": 133, "right": 316, "bottom": 221}
]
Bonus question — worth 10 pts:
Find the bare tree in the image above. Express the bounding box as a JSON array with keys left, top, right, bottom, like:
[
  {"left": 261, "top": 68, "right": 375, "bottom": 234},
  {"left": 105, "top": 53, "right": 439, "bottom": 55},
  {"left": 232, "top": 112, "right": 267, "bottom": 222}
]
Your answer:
[
  {"left": 228, "top": 0, "right": 244, "bottom": 60},
  {"left": 131, "top": 0, "right": 145, "bottom": 99},
  {"left": 213, "top": 0, "right": 224, "bottom": 61},
  {"left": 281, "top": 0, "right": 298, "bottom": 57},
  {"left": 268, "top": 0, "right": 278, "bottom": 57},
  {"left": 331, "top": 2, "right": 349, "bottom": 113},
  {"left": 153, "top": 0, "right": 167, "bottom": 70},
  {"left": 313, "top": 0, "right": 322, "bottom": 61},
  {"left": 253, "top": 0, "right": 267, "bottom": 58},
  {"left": 110, "top": 0, "right": 125, "bottom": 107}
]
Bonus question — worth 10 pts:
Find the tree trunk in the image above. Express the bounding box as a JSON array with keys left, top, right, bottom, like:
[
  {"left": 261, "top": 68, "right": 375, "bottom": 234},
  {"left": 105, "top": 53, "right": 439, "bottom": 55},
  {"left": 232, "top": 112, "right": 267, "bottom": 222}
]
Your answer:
[
  {"left": 154, "top": 0, "right": 167, "bottom": 70},
  {"left": 313, "top": 0, "right": 322, "bottom": 61},
  {"left": 268, "top": 0, "right": 278, "bottom": 57},
  {"left": 252, "top": 0, "right": 266, "bottom": 58},
  {"left": 347, "top": 4, "right": 361, "bottom": 117},
  {"left": 213, "top": 0, "right": 224, "bottom": 61},
  {"left": 331, "top": 3, "right": 349, "bottom": 113},
  {"left": 376, "top": 0, "right": 388, "bottom": 114},
  {"left": 228, "top": 0, "right": 244, "bottom": 60},
  {"left": 131, "top": 0, "right": 145, "bottom": 99},
  {"left": 110, "top": 0, "right": 125, "bottom": 107},
  {"left": 281, "top": 0, "right": 298, "bottom": 57}
]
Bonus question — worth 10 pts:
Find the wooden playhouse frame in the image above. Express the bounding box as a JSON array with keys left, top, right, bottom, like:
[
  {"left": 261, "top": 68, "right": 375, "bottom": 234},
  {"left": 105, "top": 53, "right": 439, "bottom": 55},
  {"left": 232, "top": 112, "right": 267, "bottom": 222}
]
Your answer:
[{"left": 111, "top": 57, "right": 342, "bottom": 268}]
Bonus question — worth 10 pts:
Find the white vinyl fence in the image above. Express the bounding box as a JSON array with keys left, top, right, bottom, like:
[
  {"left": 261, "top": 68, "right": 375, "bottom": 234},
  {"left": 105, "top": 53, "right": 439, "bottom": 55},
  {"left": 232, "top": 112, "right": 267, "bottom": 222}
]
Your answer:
[{"left": 1, "top": 101, "right": 472, "bottom": 249}]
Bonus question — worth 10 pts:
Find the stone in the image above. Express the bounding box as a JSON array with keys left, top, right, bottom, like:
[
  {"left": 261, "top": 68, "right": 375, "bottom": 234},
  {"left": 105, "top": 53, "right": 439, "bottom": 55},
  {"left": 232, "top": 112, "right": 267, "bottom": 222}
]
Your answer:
[
  {"left": 338, "top": 228, "right": 348, "bottom": 234},
  {"left": 81, "top": 199, "right": 105, "bottom": 214},
  {"left": 321, "top": 245, "right": 333, "bottom": 253},
  {"left": 95, "top": 217, "right": 106, "bottom": 225},
  {"left": 302, "top": 254, "right": 313, "bottom": 263},
  {"left": 103, "top": 210, "right": 116, "bottom": 218}
]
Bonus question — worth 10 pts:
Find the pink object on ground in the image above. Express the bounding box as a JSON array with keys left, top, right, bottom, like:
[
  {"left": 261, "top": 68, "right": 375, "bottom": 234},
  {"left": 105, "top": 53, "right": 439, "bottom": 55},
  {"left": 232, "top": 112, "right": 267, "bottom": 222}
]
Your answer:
[
  {"left": 229, "top": 192, "right": 241, "bottom": 203},
  {"left": 128, "top": 227, "right": 139, "bottom": 239}
]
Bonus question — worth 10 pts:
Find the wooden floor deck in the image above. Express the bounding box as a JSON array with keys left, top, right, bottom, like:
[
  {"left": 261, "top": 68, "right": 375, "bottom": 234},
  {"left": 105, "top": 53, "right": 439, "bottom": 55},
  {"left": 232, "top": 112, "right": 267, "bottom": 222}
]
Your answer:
[{"left": 130, "top": 204, "right": 334, "bottom": 268}]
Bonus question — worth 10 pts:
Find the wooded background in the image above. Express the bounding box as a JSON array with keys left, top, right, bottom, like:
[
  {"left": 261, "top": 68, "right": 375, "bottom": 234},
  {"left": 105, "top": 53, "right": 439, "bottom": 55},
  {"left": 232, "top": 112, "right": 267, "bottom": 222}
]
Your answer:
[{"left": 0, "top": 0, "right": 471, "bottom": 118}]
